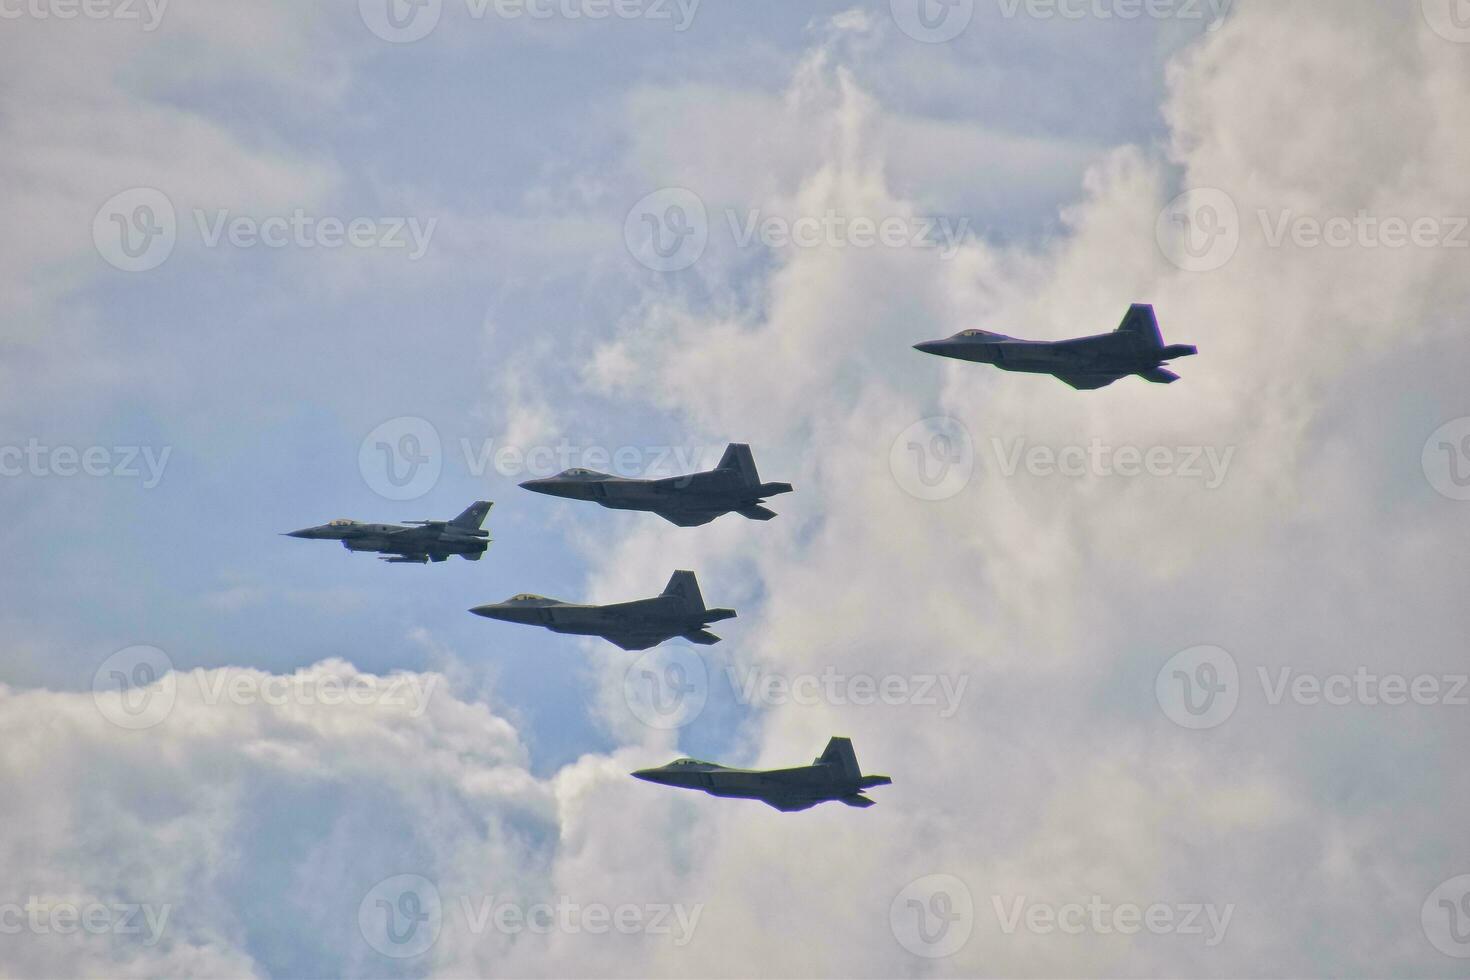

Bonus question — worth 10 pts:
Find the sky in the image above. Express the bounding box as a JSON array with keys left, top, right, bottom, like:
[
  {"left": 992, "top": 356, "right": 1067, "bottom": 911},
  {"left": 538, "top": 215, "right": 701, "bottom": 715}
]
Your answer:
[{"left": 2, "top": 0, "right": 1469, "bottom": 977}]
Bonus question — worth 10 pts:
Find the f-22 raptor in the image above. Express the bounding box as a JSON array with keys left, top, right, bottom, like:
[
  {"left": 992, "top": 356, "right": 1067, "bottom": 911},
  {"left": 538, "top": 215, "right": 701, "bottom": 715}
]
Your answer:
[
  {"left": 632, "top": 737, "right": 892, "bottom": 812},
  {"left": 286, "top": 502, "right": 492, "bottom": 564},
  {"left": 519, "top": 444, "right": 793, "bottom": 527},
  {"left": 914, "top": 304, "right": 1198, "bottom": 390},
  {"left": 470, "top": 570, "right": 735, "bottom": 651}
]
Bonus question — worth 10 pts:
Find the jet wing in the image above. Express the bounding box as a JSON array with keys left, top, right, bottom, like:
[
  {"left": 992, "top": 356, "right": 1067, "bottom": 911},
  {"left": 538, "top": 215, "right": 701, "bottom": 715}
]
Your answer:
[
  {"left": 603, "top": 630, "right": 681, "bottom": 652},
  {"left": 652, "top": 510, "right": 724, "bottom": 527},
  {"left": 1054, "top": 371, "right": 1126, "bottom": 391}
]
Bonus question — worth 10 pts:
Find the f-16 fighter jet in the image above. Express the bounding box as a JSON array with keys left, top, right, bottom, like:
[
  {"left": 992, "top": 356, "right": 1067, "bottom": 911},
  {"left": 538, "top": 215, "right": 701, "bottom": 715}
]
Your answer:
[
  {"left": 470, "top": 570, "right": 735, "bottom": 651},
  {"left": 285, "top": 501, "right": 492, "bottom": 564},
  {"left": 519, "top": 443, "right": 793, "bottom": 527},
  {"left": 913, "top": 304, "right": 1198, "bottom": 390},
  {"left": 632, "top": 737, "right": 892, "bottom": 812}
]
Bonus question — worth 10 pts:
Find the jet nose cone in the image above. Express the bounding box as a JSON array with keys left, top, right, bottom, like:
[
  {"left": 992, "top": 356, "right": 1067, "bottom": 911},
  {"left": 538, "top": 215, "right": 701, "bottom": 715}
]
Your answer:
[
  {"left": 519, "top": 479, "right": 554, "bottom": 494},
  {"left": 913, "top": 340, "right": 947, "bottom": 356},
  {"left": 284, "top": 528, "right": 315, "bottom": 539},
  {"left": 469, "top": 604, "right": 501, "bottom": 619},
  {"left": 630, "top": 769, "right": 663, "bottom": 783}
]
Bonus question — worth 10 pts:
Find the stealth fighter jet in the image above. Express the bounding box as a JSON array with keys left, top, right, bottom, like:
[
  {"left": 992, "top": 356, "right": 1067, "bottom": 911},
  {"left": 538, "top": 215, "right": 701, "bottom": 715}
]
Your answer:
[
  {"left": 632, "top": 737, "right": 892, "bottom": 812},
  {"left": 914, "top": 304, "right": 1198, "bottom": 390},
  {"left": 286, "top": 501, "right": 492, "bottom": 564},
  {"left": 519, "top": 444, "right": 793, "bottom": 527},
  {"left": 470, "top": 570, "right": 735, "bottom": 651}
]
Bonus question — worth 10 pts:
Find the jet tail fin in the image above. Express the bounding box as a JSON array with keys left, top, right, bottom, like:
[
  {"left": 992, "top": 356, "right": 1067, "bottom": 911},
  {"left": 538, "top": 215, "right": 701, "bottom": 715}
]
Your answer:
[
  {"left": 840, "top": 794, "right": 877, "bottom": 809},
  {"left": 737, "top": 505, "right": 778, "bottom": 521},
  {"left": 1116, "top": 304, "right": 1164, "bottom": 348},
  {"left": 451, "top": 501, "right": 494, "bottom": 531},
  {"left": 683, "top": 629, "right": 722, "bottom": 645},
  {"left": 662, "top": 570, "right": 706, "bottom": 612},
  {"left": 815, "top": 737, "right": 863, "bottom": 781},
  {"left": 716, "top": 443, "right": 761, "bottom": 487}
]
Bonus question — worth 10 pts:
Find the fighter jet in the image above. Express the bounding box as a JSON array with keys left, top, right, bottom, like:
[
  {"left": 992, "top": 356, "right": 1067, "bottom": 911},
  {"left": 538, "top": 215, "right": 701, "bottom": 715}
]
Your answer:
[
  {"left": 519, "top": 444, "right": 793, "bottom": 527},
  {"left": 470, "top": 570, "right": 735, "bottom": 651},
  {"left": 632, "top": 737, "right": 892, "bottom": 812},
  {"left": 285, "top": 501, "right": 493, "bottom": 564},
  {"left": 914, "top": 304, "right": 1198, "bottom": 390}
]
